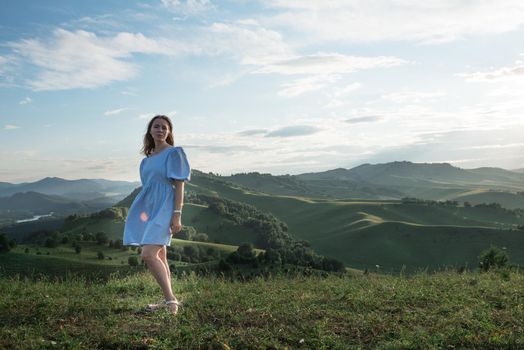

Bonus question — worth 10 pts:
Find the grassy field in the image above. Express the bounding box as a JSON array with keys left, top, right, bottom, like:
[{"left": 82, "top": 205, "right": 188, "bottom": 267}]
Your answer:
[
  {"left": 186, "top": 176, "right": 524, "bottom": 271},
  {"left": 0, "top": 240, "right": 263, "bottom": 280},
  {"left": 1, "top": 269, "right": 523, "bottom": 349}
]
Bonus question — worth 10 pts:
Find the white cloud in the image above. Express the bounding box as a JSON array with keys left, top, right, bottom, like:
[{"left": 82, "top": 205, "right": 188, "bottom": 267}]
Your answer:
[
  {"left": 207, "top": 22, "right": 293, "bottom": 66},
  {"left": 381, "top": 91, "right": 445, "bottom": 103},
  {"left": 255, "top": 53, "right": 409, "bottom": 75},
  {"left": 19, "top": 97, "right": 32, "bottom": 105},
  {"left": 208, "top": 73, "right": 237, "bottom": 88},
  {"left": 104, "top": 107, "right": 130, "bottom": 116},
  {"left": 0, "top": 56, "right": 7, "bottom": 72},
  {"left": 278, "top": 74, "right": 340, "bottom": 97},
  {"left": 0, "top": 55, "right": 19, "bottom": 86},
  {"left": 266, "top": 0, "right": 524, "bottom": 44},
  {"left": 458, "top": 63, "right": 524, "bottom": 82},
  {"left": 4, "top": 124, "right": 20, "bottom": 130},
  {"left": 324, "top": 82, "right": 362, "bottom": 108},
  {"left": 266, "top": 125, "right": 322, "bottom": 137},
  {"left": 486, "top": 87, "right": 524, "bottom": 98},
  {"left": 237, "top": 129, "right": 268, "bottom": 136},
  {"left": 345, "top": 116, "right": 381, "bottom": 124},
  {"left": 161, "top": 0, "right": 214, "bottom": 16},
  {"left": 457, "top": 143, "right": 524, "bottom": 150},
  {"left": 7, "top": 29, "right": 185, "bottom": 91}
]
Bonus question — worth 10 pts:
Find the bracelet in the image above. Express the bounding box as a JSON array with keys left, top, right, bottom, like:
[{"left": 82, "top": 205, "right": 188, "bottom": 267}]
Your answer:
[{"left": 173, "top": 209, "right": 182, "bottom": 214}]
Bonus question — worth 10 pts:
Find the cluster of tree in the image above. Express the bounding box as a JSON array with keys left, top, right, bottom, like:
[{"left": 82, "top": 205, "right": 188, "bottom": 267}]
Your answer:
[
  {"left": 473, "top": 202, "right": 502, "bottom": 209},
  {"left": 220, "top": 242, "right": 345, "bottom": 273},
  {"left": 401, "top": 198, "right": 459, "bottom": 207},
  {"left": 201, "top": 195, "right": 292, "bottom": 249},
  {"left": 67, "top": 231, "right": 109, "bottom": 245},
  {"left": 402, "top": 198, "right": 524, "bottom": 216},
  {"left": 64, "top": 213, "right": 88, "bottom": 223},
  {"left": 184, "top": 192, "right": 208, "bottom": 206},
  {"left": 89, "top": 207, "right": 128, "bottom": 221},
  {"left": 176, "top": 226, "right": 209, "bottom": 242},
  {"left": 166, "top": 244, "right": 226, "bottom": 264},
  {"left": 472, "top": 203, "right": 524, "bottom": 217},
  {"left": 108, "top": 239, "right": 124, "bottom": 249},
  {"left": 0, "top": 233, "right": 16, "bottom": 253}
]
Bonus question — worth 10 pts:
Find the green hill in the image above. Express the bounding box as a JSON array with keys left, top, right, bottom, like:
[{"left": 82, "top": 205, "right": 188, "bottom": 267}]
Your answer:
[
  {"left": 223, "top": 162, "right": 524, "bottom": 208},
  {"left": 108, "top": 170, "right": 524, "bottom": 272},
  {"left": 9, "top": 167, "right": 524, "bottom": 273}
]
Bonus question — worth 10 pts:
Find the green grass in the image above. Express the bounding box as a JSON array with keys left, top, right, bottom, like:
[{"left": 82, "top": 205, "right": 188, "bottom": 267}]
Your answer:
[
  {"left": 62, "top": 175, "right": 524, "bottom": 273},
  {"left": 1, "top": 270, "right": 523, "bottom": 349},
  {"left": 186, "top": 176, "right": 524, "bottom": 271},
  {"left": 0, "top": 240, "right": 262, "bottom": 281}
]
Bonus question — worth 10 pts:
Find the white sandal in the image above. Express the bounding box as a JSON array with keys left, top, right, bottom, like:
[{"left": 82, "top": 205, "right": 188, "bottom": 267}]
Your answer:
[
  {"left": 165, "top": 299, "right": 182, "bottom": 315},
  {"left": 144, "top": 301, "right": 165, "bottom": 312}
]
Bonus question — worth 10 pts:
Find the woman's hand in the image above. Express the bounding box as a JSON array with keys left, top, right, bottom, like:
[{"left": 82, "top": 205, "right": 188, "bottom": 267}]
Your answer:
[{"left": 170, "top": 213, "right": 182, "bottom": 235}]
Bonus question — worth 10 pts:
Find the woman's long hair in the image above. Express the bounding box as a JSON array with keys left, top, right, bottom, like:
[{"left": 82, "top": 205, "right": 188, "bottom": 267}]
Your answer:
[{"left": 141, "top": 115, "right": 174, "bottom": 156}]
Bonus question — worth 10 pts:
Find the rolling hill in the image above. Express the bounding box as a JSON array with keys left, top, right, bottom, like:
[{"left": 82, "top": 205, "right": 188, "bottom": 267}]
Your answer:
[
  {"left": 224, "top": 161, "right": 524, "bottom": 209},
  {"left": 5, "top": 162, "right": 524, "bottom": 273},
  {"left": 114, "top": 170, "right": 524, "bottom": 272}
]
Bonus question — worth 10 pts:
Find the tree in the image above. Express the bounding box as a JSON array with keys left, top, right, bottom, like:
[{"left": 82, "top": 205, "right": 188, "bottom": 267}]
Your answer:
[
  {"left": 0, "top": 234, "right": 11, "bottom": 253},
  {"left": 97, "top": 251, "right": 105, "bottom": 260},
  {"left": 193, "top": 233, "right": 209, "bottom": 242},
  {"left": 113, "top": 239, "right": 123, "bottom": 249},
  {"left": 264, "top": 248, "right": 282, "bottom": 265},
  {"left": 177, "top": 226, "right": 197, "bottom": 240},
  {"left": 237, "top": 242, "right": 255, "bottom": 263},
  {"left": 322, "top": 257, "right": 346, "bottom": 272},
  {"left": 95, "top": 232, "right": 108, "bottom": 245},
  {"left": 128, "top": 256, "right": 139, "bottom": 266},
  {"left": 75, "top": 245, "right": 82, "bottom": 254},
  {"left": 479, "top": 246, "right": 509, "bottom": 271},
  {"left": 218, "top": 258, "right": 232, "bottom": 271},
  {"left": 45, "top": 238, "right": 59, "bottom": 248},
  {"left": 183, "top": 245, "right": 198, "bottom": 262}
]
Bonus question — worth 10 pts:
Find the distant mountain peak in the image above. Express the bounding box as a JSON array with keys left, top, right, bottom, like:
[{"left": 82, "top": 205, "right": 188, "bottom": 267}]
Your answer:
[{"left": 37, "top": 177, "right": 67, "bottom": 184}]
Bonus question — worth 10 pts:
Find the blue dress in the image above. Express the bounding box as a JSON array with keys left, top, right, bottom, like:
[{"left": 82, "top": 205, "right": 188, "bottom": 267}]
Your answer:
[{"left": 123, "top": 146, "right": 191, "bottom": 246}]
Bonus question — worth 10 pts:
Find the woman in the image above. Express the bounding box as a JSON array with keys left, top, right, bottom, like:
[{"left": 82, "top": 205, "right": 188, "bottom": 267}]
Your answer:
[{"left": 123, "top": 115, "right": 191, "bottom": 315}]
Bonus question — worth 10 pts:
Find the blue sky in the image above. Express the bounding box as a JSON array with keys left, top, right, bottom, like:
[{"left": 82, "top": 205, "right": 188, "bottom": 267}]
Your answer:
[{"left": 1, "top": 0, "right": 524, "bottom": 183}]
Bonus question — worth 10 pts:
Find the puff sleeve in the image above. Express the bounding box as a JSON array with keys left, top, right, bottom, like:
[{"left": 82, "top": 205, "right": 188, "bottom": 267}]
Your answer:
[{"left": 166, "top": 147, "right": 191, "bottom": 182}]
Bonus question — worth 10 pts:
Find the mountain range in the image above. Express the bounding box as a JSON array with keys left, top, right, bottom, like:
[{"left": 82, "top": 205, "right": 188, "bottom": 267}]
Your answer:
[
  {"left": 225, "top": 161, "right": 524, "bottom": 209},
  {"left": 0, "top": 177, "right": 140, "bottom": 223}
]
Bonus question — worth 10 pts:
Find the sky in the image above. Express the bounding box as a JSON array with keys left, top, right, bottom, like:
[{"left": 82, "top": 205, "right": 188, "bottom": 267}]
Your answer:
[{"left": 1, "top": 0, "right": 524, "bottom": 183}]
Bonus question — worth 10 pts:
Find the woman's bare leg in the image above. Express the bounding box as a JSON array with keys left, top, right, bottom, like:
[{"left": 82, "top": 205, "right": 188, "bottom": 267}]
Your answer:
[
  {"left": 158, "top": 246, "right": 171, "bottom": 281},
  {"left": 141, "top": 245, "right": 178, "bottom": 313}
]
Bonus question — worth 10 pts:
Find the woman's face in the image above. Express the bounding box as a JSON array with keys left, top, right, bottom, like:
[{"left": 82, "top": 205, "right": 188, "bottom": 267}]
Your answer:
[{"left": 150, "top": 118, "right": 171, "bottom": 143}]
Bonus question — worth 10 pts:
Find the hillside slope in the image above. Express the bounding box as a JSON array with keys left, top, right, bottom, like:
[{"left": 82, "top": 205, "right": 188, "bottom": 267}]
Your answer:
[{"left": 117, "top": 171, "right": 524, "bottom": 271}]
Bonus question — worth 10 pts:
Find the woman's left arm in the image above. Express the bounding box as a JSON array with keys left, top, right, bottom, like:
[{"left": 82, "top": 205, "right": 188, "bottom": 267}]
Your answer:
[{"left": 170, "top": 180, "right": 185, "bottom": 234}]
